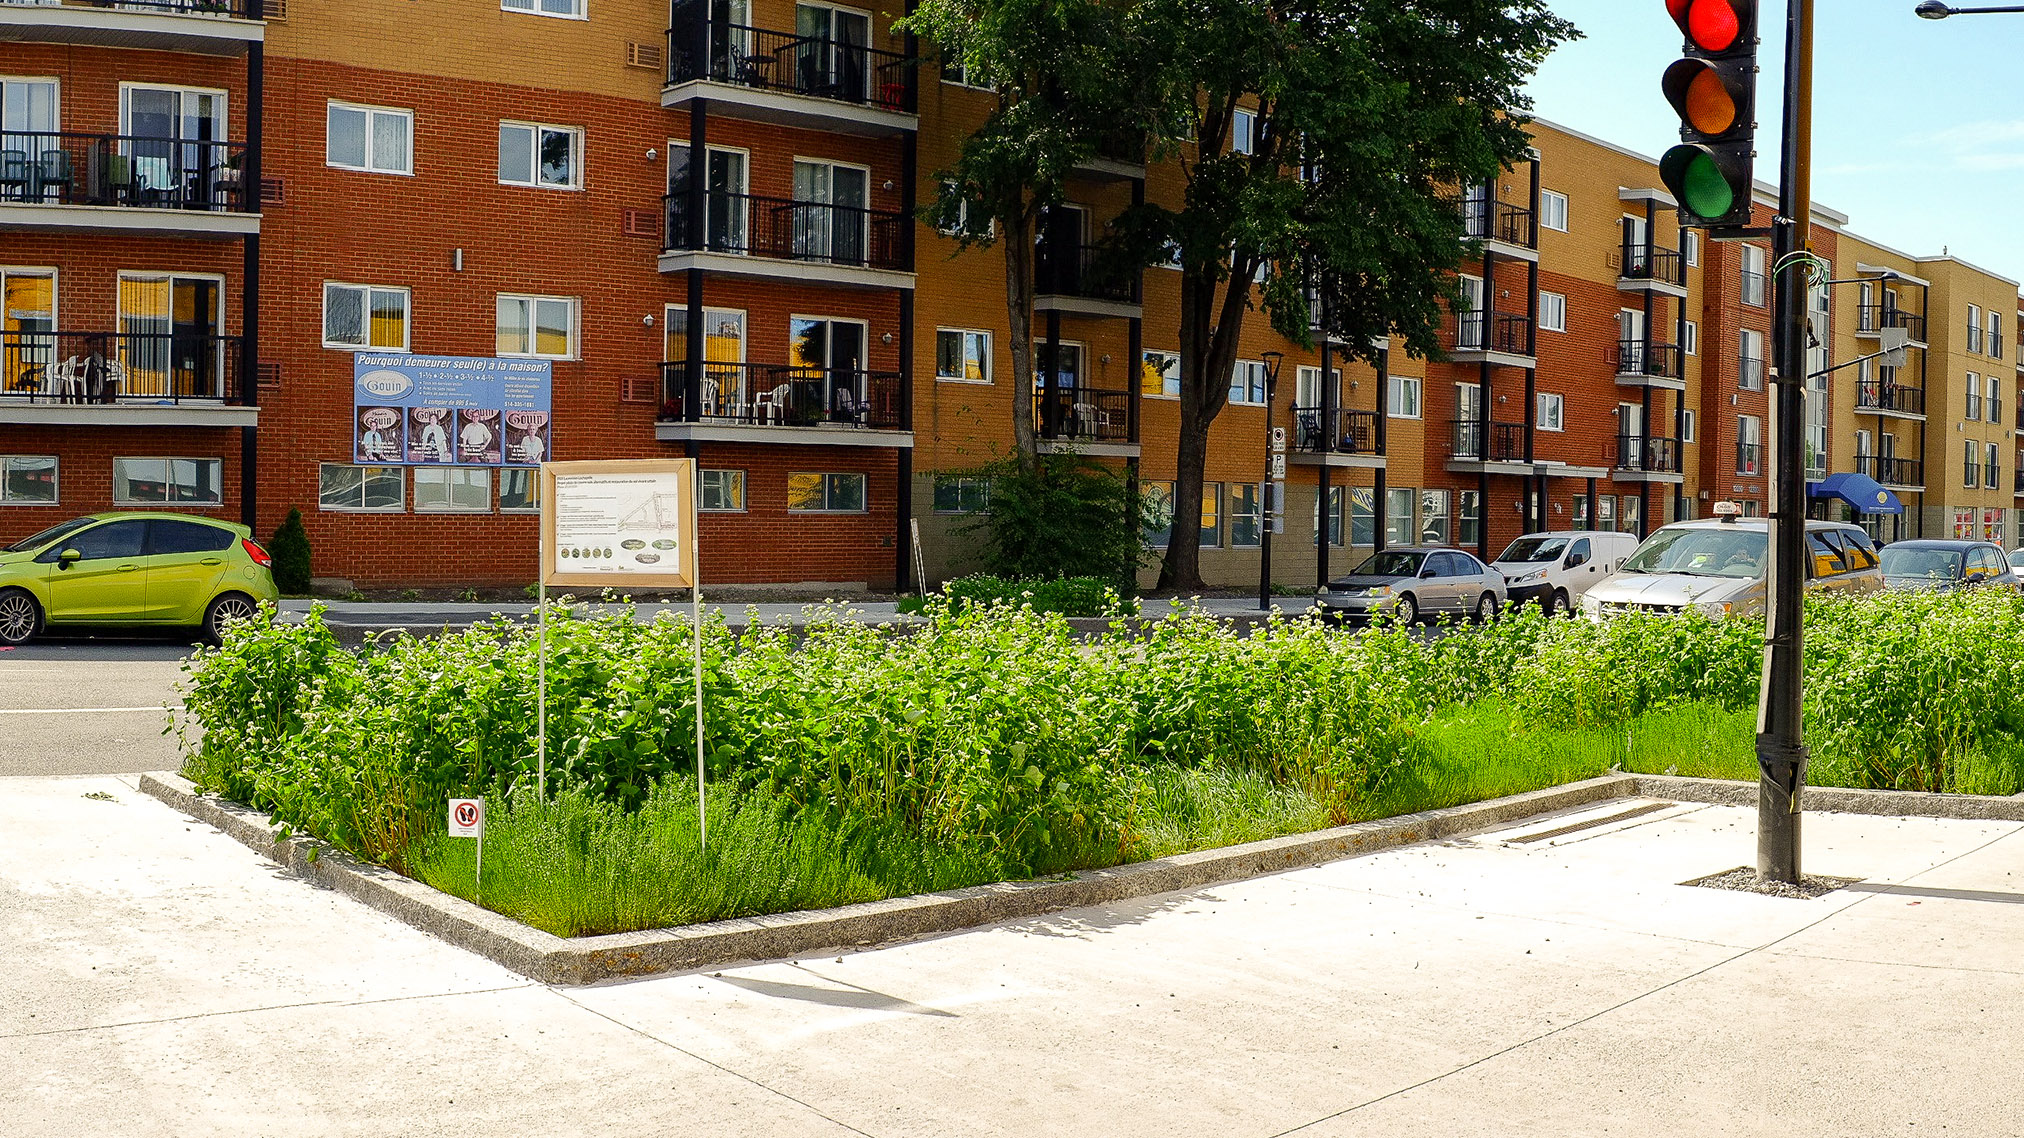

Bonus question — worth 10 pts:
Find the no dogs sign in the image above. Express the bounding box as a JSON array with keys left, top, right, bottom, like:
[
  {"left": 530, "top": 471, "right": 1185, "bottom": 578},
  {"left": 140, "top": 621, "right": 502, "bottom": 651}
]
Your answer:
[{"left": 448, "top": 798, "right": 484, "bottom": 837}]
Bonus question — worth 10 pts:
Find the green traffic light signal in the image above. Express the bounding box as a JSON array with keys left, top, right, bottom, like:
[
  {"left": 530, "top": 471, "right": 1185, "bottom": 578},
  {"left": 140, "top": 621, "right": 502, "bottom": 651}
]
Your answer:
[{"left": 1660, "top": 145, "right": 1737, "bottom": 220}]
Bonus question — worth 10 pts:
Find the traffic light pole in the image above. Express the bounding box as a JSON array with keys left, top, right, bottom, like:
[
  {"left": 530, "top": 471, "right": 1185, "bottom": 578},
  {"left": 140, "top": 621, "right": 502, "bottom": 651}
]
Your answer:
[{"left": 1757, "top": 0, "right": 1814, "bottom": 885}]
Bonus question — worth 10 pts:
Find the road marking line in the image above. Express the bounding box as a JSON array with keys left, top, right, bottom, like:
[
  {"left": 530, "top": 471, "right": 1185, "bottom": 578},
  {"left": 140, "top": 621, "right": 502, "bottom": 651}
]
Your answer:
[{"left": 0, "top": 706, "right": 166, "bottom": 715}]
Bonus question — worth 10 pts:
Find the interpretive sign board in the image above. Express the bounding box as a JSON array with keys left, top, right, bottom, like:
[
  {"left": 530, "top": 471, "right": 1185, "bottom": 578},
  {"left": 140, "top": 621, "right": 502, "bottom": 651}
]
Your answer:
[{"left": 539, "top": 459, "right": 697, "bottom": 589}]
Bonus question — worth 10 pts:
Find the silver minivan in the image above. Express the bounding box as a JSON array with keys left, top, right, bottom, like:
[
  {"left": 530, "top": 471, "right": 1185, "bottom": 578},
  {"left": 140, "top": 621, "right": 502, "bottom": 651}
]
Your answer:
[
  {"left": 1492, "top": 530, "right": 1642, "bottom": 615},
  {"left": 1580, "top": 512, "right": 1884, "bottom": 618}
]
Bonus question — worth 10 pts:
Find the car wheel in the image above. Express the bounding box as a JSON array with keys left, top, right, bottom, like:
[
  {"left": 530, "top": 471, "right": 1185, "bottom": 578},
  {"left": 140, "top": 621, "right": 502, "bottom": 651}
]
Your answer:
[
  {"left": 203, "top": 592, "right": 259, "bottom": 645},
  {"left": 1548, "top": 589, "right": 1570, "bottom": 617},
  {"left": 1393, "top": 593, "right": 1419, "bottom": 625},
  {"left": 1473, "top": 593, "right": 1496, "bottom": 623},
  {"left": 0, "top": 588, "right": 41, "bottom": 646}
]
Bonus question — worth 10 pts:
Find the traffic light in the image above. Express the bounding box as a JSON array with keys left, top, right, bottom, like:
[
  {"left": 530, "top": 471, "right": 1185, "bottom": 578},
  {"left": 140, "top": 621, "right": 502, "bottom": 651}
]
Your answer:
[{"left": 1660, "top": 0, "right": 1758, "bottom": 231}]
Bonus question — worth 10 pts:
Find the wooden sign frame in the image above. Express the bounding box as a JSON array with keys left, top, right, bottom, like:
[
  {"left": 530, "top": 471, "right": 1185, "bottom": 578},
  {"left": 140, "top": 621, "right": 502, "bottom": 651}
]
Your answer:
[{"left": 538, "top": 458, "right": 698, "bottom": 589}]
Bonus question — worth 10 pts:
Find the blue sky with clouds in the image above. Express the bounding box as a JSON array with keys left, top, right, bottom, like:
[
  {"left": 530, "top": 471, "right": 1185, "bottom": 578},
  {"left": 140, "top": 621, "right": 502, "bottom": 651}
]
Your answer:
[{"left": 1524, "top": 0, "right": 2024, "bottom": 284}]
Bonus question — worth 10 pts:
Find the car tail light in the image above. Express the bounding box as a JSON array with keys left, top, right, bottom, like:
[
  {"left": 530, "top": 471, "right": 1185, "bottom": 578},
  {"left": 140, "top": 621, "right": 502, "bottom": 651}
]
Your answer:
[{"left": 241, "top": 538, "right": 274, "bottom": 569}]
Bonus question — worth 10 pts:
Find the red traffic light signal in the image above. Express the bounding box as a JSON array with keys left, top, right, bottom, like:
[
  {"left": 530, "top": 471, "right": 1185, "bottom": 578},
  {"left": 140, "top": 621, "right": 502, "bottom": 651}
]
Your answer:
[
  {"left": 1660, "top": 0, "right": 1758, "bottom": 231},
  {"left": 1669, "top": 0, "right": 1749, "bottom": 52}
]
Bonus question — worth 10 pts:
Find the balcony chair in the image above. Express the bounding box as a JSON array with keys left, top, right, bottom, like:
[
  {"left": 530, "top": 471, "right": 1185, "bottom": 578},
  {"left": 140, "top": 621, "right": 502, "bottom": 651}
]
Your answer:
[
  {"left": 752, "top": 381, "right": 790, "bottom": 425},
  {"left": 832, "top": 388, "right": 870, "bottom": 427},
  {"left": 37, "top": 150, "right": 71, "bottom": 202},
  {"left": 1294, "top": 409, "right": 1325, "bottom": 452},
  {"left": 0, "top": 151, "right": 28, "bottom": 200}
]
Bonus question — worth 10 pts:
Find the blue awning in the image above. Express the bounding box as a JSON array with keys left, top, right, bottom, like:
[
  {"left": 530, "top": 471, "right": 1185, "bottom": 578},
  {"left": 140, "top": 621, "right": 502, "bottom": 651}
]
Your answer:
[{"left": 1808, "top": 472, "right": 1903, "bottom": 515}]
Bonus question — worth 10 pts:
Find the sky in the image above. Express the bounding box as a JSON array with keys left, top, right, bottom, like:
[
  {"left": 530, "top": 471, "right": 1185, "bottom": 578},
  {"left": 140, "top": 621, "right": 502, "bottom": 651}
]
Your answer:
[{"left": 1524, "top": 0, "right": 2024, "bottom": 284}]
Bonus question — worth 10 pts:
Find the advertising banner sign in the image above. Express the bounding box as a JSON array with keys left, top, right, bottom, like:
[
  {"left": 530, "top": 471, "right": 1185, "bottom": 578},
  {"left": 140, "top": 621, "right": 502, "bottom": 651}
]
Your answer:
[
  {"left": 352, "top": 354, "right": 552, "bottom": 467},
  {"left": 540, "top": 459, "right": 697, "bottom": 589}
]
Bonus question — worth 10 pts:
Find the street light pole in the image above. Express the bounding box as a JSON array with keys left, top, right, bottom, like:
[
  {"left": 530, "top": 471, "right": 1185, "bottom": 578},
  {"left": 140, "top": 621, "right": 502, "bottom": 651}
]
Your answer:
[
  {"left": 1757, "top": 0, "right": 1815, "bottom": 885},
  {"left": 1259, "top": 350, "right": 1284, "bottom": 611},
  {"left": 1916, "top": 2, "right": 2024, "bottom": 16}
]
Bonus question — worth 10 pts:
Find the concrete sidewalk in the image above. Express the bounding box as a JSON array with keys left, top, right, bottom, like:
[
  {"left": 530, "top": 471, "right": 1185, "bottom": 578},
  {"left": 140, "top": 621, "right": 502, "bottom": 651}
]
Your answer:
[{"left": 7, "top": 774, "right": 2022, "bottom": 1137}]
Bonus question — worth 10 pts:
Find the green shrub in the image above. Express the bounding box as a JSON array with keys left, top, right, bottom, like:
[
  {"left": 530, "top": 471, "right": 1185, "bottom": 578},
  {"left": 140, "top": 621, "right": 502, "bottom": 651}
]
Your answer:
[
  {"left": 956, "top": 453, "right": 1147, "bottom": 586},
  {"left": 267, "top": 507, "right": 313, "bottom": 594},
  {"left": 941, "top": 574, "right": 1128, "bottom": 617}
]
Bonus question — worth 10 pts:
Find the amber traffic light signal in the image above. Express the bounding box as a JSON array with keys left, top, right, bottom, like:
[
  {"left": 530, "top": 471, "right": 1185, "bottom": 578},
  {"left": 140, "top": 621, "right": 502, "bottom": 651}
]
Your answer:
[{"left": 1660, "top": 0, "right": 1758, "bottom": 231}]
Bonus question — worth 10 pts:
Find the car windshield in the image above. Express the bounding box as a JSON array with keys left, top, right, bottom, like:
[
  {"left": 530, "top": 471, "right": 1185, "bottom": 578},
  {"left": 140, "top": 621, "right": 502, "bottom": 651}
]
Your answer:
[
  {"left": 1880, "top": 546, "right": 1963, "bottom": 580},
  {"left": 1351, "top": 551, "right": 1426, "bottom": 577},
  {"left": 4, "top": 517, "right": 95, "bottom": 554},
  {"left": 1620, "top": 527, "right": 1767, "bottom": 579},
  {"left": 2010, "top": 550, "right": 2024, "bottom": 570},
  {"left": 1497, "top": 537, "right": 1568, "bottom": 563}
]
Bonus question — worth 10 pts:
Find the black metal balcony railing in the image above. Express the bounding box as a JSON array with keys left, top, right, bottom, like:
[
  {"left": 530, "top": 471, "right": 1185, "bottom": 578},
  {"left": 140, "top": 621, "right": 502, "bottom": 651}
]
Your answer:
[
  {"left": 0, "top": 132, "right": 252, "bottom": 212},
  {"left": 1855, "top": 380, "right": 1925, "bottom": 416},
  {"left": 1620, "top": 244, "right": 1686, "bottom": 287},
  {"left": 1290, "top": 406, "right": 1380, "bottom": 455},
  {"left": 1608, "top": 434, "right": 1682, "bottom": 474},
  {"left": 1451, "top": 311, "right": 1535, "bottom": 356},
  {"left": 1088, "top": 128, "right": 1145, "bottom": 167},
  {"left": 1032, "top": 386, "right": 1129, "bottom": 442},
  {"left": 1740, "top": 269, "right": 1767, "bottom": 306},
  {"left": 1991, "top": 332, "right": 2005, "bottom": 360},
  {"left": 1856, "top": 306, "right": 1926, "bottom": 342},
  {"left": 666, "top": 3, "right": 914, "bottom": 113},
  {"left": 1610, "top": 340, "right": 1683, "bottom": 380},
  {"left": 1855, "top": 455, "right": 1922, "bottom": 487},
  {"left": 1463, "top": 199, "right": 1538, "bottom": 250},
  {"left": 0, "top": 0, "right": 259, "bottom": 16},
  {"left": 1035, "top": 243, "right": 1141, "bottom": 304},
  {"left": 1735, "top": 441, "right": 1763, "bottom": 476},
  {"left": 1738, "top": 355, "right": 1766, "bottom": 391},
  {"left": 1, "top": 330, "right": 244, "bottom": 404},
  {"left": 1451, "top": 419, "right": 1525, "bottom": 462},
  {"left": 658, "top": 361, "right": 903, "bottom": 430},
  {"left": 663, "top": 192, "right": 907, "bottom": 271}
]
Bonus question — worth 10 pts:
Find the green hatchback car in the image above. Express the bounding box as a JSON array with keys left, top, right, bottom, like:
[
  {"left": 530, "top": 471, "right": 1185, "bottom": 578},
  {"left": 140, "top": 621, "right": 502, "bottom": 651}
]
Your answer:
[{"left": 0, "top": 513, "right": 279, "bottom": 645}]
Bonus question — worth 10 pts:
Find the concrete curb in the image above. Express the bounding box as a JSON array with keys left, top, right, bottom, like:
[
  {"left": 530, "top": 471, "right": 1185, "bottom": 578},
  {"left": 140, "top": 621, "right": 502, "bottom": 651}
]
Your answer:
[{"left": 139, "top": 769, "right": 2024, "bottom": 986}]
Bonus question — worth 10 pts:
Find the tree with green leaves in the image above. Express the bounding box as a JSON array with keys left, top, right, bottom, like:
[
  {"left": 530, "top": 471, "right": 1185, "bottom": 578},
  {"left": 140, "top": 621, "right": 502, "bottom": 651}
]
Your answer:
[
  {"left": 1127, "top": 0, "right": 1577, "bottom": 589},
  {"left": 268, "top": 506, "right": 312, "bottom": 595}
]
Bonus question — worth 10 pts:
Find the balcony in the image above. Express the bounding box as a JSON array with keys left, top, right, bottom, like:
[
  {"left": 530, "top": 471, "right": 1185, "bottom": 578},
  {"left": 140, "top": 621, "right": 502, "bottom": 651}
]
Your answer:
[
  {"left": 1034, "top": 242, "right": 1141, "bottom": 319},
  {"left": 656, "top": 361, "right": 909, "bottom": 447},
  {"left": 1618, "top": 244, "right": 1687, "bottom": 295},
  {"left": 0, "top": 330, "right": 253, "bottom": 425},
  {"left": 1610, "top": 340, "right": 1685, "bottom": 389},
  {"left": 1463, "top": 199, "right": 1537, "bottom": 261},
  {"left": 0, "top": 132, "right": 257, "bottom": 236},
  {"left": 0, "top": 0, "right": 261, "bottom": 56},
  {"left": 1855, "top": 306, "right": 1927, "bottom": 345},
  {"left": 664, "top": 2, "right": 915, "bottom": 136},
  {"left": 1072, "top": 128, "right": 1145, "bottom": 182},
  {"left": 2015, "top": 459, "right": 2023, "bottom": 497},
  {"left": 1607, "top": 434, "right": 1683, "bottom": 481},
  {"left": 1451, "top": 419, "right": 1525, "bottom": 463},
  {"left": 1447, "top": 311, "right": 1535, "bottom": 366},
  {"left": 1855, "top": 454, "right": 1923, "bottom": 489},
  {"left": 1289, "top": 406, "right": 1383, "bottom": 469},
  {"left": 659, "top": 191, "right": 911, "bottom": 288},
  {"left": 1735, "top": 441, "right": 1762, "bottom": 477},
  {"left": 1033, "top": 386, "right": 1132, "bottom": 455},
  {"left": 1855, "top": 379, "right": 1926, "bottom": 419}
]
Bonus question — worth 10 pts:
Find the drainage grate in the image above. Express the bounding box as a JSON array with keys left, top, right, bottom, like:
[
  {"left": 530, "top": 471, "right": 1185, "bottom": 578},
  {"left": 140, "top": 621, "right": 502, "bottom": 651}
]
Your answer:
[{"left": 1505, "top": 801, "right": 1674, "bottom": 845}]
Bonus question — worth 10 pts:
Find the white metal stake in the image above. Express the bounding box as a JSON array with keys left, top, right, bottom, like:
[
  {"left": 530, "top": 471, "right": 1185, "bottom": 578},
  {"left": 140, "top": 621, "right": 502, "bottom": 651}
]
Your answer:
[
  {"left": 692, "top": 480, "right": 706, "bottom": 850},
  {"left": 537, "top": 561, "right": 547, "bottom": 802},
  {"left": 474, "top": 822, "right": 484, "bottom": 907}
]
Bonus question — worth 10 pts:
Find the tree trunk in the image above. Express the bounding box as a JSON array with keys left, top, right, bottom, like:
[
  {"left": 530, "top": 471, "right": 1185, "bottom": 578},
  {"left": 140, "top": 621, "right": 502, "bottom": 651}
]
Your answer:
[
  {"left": 1158, "top": 263, "right": 1251, "bottom": 589},
  {"left": 1001, "top": 199, "right": 1040, "bottom": 468}
]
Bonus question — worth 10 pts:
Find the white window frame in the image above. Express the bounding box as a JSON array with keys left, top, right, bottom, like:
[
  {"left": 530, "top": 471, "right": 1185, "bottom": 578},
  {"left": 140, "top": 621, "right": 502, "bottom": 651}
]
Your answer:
[
  {"left": 1229, "top": 360, "right": 1269, "bottom": 406},
  {"left": 787, "top": 471, "right": 868, "bottom": 514},
  {"left": 1683, "top": 229, "right": 1700, "bottom": 266},
  {"left": 1682, "top": 409, "right": 1696, "bottom": 443},
  {"left": 1683, "top": 320, "right": 1699, "bottom": 356},
  {"left": 1232, "top": 108, "right": 1258, "bottom": 156},
  {"left": 325, "top": 100, "right": 413, "bottom": 176},
  {"left": 321, "top": 282, "right": 410, "bottom": 351},
  {"left": 118, "top": 82, "right": 229, "bottom": 143},
  {"left": 412, "top": 466, "right": 492, "bottom": 513},
  {"left": 498, "top": 120, "right": 583, "bottom": 190},
  {"left": 318, "top": 462, "right": 404, "bottom": 512},
  {"left": 498, "top": 467, "right": 540, "bottom": 513},
  {"left": 495, "top": 293, "right": 579, "bottom": 360},
  {"left": 1388, "top": 374, "right": 1423, "bottom": 420},
  {"left": 1539, "top": 189, "right": 1568, "bottom": 233},
  {"left": 701, "top": 468, "right": 747, "bottom": 512},
  {"left": 501, "top": 0, "right": 586, "bottom": 20},
  {"left": 1538, "top": 290, "right": 1567, "bottom": 333},
  {"left": 1142, "top": 349, "right": 1180, "bottom": 399},
  {"left": 1967, "top": 372, "right": 1983, "bottom": 421},
  {"left": 112, "top": 456, "right": 222, "bottom": 507},
  {"left": 0, "top": 455, "right": 57, "bottom": 505},
  {"left": 1988, "top": 442, "right": 2002, "bottom": 490},
  {"left": 1741, "top": 244, "right": 1768, "bottom": 307},
  {"left": 934, "top": 328, "right": 992, "bottom": 384},
  {"left": 1537, "top": 392, "right": 1565, "bottom": 432},
  {"left": 1969, "top": 304, "right": 1985, "bottom": 354}
]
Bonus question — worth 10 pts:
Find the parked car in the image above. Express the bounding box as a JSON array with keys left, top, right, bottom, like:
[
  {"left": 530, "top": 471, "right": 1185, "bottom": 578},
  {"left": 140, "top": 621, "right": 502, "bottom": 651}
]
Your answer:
[
  {"left": 1579, "top": 507, "right": 1884, "bottom": 619},
  {"left": 1491, "top": 530, "right": 1641, "bottom": 615},
  {"left": 1879, "top": 540, "right": 2021, "bottom": 592},
  {"left": 1317, "top": 546, "right": 1507, "bottom": 624},
  {"left": 2008, "top": 548, "right": 2024, "bottom": 572},
  {"left": 0, "top": 513, "right": 279, "bottom": 646}
]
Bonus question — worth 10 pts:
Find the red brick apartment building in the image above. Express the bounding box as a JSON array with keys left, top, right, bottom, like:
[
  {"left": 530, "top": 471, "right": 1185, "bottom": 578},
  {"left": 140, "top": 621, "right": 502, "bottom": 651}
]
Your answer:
[{"left": 0, "top": 1, "right": 2006, "bottom": 588}]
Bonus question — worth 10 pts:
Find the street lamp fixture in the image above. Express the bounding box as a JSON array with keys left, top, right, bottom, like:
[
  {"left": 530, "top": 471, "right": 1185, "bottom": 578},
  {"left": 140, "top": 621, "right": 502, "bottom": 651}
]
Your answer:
[
  {"left": 1259, "top": 350, "right": 1285, "bottom": 612},
  {"left": 1915, "top": 2, "right": 2024, "bottom": 17}
]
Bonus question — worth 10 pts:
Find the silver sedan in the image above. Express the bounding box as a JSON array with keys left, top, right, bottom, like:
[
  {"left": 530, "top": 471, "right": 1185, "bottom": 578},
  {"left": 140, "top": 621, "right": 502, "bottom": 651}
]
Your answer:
[{"left": 1316, "top": 546, "right": 1508, "bottom": 624}]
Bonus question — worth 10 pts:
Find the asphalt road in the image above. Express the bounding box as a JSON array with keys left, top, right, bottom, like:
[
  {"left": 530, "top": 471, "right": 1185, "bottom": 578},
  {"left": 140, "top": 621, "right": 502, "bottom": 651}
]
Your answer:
[{"left": 0, "top": 634, "right": 195, "bottom": 777}]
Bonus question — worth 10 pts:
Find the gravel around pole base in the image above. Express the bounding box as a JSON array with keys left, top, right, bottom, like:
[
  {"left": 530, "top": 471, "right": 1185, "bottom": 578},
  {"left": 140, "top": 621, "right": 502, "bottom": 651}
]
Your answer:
[{"left": 1683, "top": 866, "right": 1864, "bottom": 899}]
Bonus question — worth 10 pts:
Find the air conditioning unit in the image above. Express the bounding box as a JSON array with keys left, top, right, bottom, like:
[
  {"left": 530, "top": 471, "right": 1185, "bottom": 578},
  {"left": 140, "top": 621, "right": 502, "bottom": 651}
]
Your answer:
[
  {"left": 620, "top": 378, "right": 658, "bottom": 405},
  {"left": 623, "top": 209, "right": 662, "bottom": 238},
  {"left": 256, "top": 362, "right": 282, "bottom": 389},
  {"left": 259, "top": 178, "right": 285, "bottom": 204},
  {"left": 626, "top": 42, "right": 664, "bottom": 70},
  {"left": 1605, "top": 250, "right": 1622, "bottom": 270}
]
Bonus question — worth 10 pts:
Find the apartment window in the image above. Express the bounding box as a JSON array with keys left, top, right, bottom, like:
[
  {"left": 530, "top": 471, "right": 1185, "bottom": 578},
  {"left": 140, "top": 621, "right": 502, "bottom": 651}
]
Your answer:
[
  {"left": 788, "top": 472, "right": 866, "bottom": 513},
  {"left": 1230, "top": 360, "right": 1268, "bottom": 406},
  {"left": 1232, "top": 108, "right": 1258, "bottom": 155},
  {"left": 1388, "top": 374, "right": 1422, "bottom": 419},
  {"left": 414, "top": 466, "right": 491, "bottom": 513},
  {"left": 498, "top": 121, "right": 581, "bottom": 189},
  {"left": 1230, "top": 482, "right": 1261, "bottom": 547},
  {"left": 935, "top": 329, "right": 991, "bottom": 383},
  {"left": 1682, "top": 409, "right": 1696, "bottom": 443},
  {"left": 1738, "top": 328, "right": 1765, "bottom": 390},
  {"left": 1457, "top": 490, "right": 1481, "bottom": 548},
  {"left": 1965, "top": 440, "right": 1980, "bottom": 488},
  {"left": 1989, "top": 443, "right": 2002, "bottom": 490},
  {"left": 1314, "top": 485, "right": 1346, "bottom": 548},
  {"left": 1419, "top": 489, "right": 1450, "bottom": 545},
  {"left": 502, "top": 0, "right": 584, "bottom": 19},
  {"left": 1538, "top": 291, "right": 1567, "bottom": 333},
  {"left": 1141, "top": 480, "right": 1176, "bottom": 547},
  {"left": 1348, "top": 488, "right": 1375, "bottom": 546},
  {"left": 1385, "top": 487, "right": 1414, "bottom": 547},
  {"left": 1621, "top": 495, "right": 1642, "bottom": 536},
  {"left": 1990, "top": 311, "right": 2004, "bottom": 360},
  {"left": 499, "top": 468, "right": 539, "bottom": 512},
  {"left": 0, "top": 456, "right": 56, "bottom": 504},
  {"left": 1683, "top": 229, "right": 1700, "bottom": 266},
  {"left": 1141, "top": 349, "right": 1180, "bottom": 398},
  {"left": 1967, "top": 372, "right": 1983, "bottom": 421},
  {"left": 319, "top": 463, "right": 403, "bottom": 511},
  {"left": 1537, "top": 392, "right": 1565, "bottom": 432},
  {"left": 113, "top": 458, "right": 220, "bottom": 505},
  {"left": 1683, "top": 320, "right": 1698, "bottom": 355},
  {"left": 326, "top": 102, "right": 412, "bottom": 175},
  {"left": 1740, "top": 244, "right": 1768, "bottom": 306},
  {"left": 701, "top": 469, "right": 747, "bottom": 511},
  {"left": 1737, "top": 415, "right": 1761, "bottom": 474},
  {"left": 1573, "top": 494, "right": 1589, "bottom": 528},
  {"left": 932, "top": 475, "right": 990, "bottom": 514},
  {"left": 323, "top": 283, "right": 409, "bottom": 350},
  {"left": 1969, "top": 305, "right": 1984, "bottom": 354},
  {"left": 1598, "top": 494, "right": 1617, "bottom": 531},
  {"left": 1990, "top": 377, "right": 2003, "bottom": 424},
  {"left": 496, "top": 295, "right": 577, "bottom": 359},
  {"left": 1199, "top": 483, "right": 1224, "bottom": 547},
  {"left": 1539, "top": 189, "right": 1568, "bottom": 233}
]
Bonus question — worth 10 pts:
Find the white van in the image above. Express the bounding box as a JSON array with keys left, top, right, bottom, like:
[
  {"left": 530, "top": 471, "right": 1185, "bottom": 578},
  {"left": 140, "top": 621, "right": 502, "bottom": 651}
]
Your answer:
[{"left": 1491, "top": 530, "right": 1641, "bottom": 614}]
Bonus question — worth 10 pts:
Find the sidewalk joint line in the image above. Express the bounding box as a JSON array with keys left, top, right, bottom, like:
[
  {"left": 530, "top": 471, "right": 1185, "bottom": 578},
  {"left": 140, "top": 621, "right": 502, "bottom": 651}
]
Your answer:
[{"left": 0, "top": 983, "right": 535, "bottom": 1042}]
